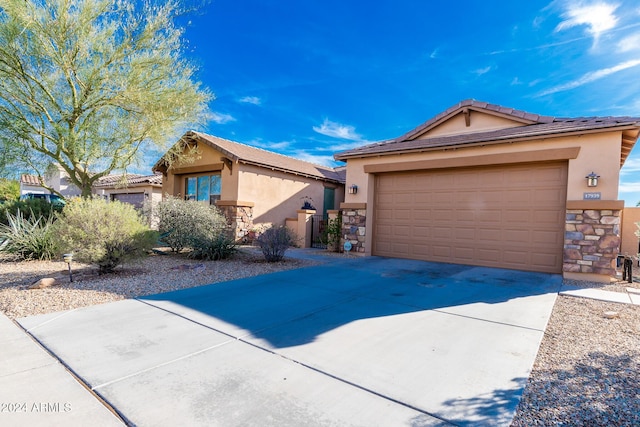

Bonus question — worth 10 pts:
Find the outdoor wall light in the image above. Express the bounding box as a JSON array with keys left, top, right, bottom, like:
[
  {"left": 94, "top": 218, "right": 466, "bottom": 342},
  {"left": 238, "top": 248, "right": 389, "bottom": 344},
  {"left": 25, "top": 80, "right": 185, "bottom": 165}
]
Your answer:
[
  {"left": 63, "top": 253, "right": 74, "bottom": 282},
  {"left": 348, "top": 184, "right": 358, "bottom": 194},
  {"left": 585, "top": 171, "right": 600, "bottom": 187}
]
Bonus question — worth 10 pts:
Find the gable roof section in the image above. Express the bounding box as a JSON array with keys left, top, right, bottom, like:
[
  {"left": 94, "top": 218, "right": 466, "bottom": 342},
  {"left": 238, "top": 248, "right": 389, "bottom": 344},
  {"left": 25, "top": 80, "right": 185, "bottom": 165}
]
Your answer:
[
  {"left": 334, "top": 100, "right": 640, "bottom": 166},
  {"left": 399, "top": 99, "right": 554, "bottom": 141},
  {"left": 155, "top": 131, "right": 345, "bottom": 184}
]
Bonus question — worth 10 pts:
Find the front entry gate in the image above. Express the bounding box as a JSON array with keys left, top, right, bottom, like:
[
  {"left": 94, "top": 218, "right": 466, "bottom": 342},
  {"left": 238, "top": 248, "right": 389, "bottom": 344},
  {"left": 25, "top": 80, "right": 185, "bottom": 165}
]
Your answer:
[{"left": 311, "top": 214, "right": 327, "bottom": 249}]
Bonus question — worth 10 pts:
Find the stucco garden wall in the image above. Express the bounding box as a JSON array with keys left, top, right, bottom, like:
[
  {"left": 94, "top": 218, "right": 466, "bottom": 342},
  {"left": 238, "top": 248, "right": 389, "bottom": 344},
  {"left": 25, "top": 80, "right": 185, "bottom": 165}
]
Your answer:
[{"left": 238, "top": 163, "right": 341, "bottom": 227}]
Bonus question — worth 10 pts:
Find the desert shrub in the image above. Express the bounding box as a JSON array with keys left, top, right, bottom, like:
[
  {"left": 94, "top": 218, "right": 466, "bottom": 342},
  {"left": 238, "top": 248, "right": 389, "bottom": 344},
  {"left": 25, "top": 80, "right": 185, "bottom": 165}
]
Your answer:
[
  {"left": 256, "top": 226, "right": 297, "bottom": 262},
  {"left": 188, "top": 233, "right": 237, "bottom": 261},
  {"left": 0, "top": 210, "right": 57, "bottom": 260},
  {"left": 157, "top": 196, "right": 228, "bottom": 252},
  {"left": 0, "top": 198, "right": 59, "bottom": 226},
  {"left": 53, "top": 197, "right": 158, "bottom": 273}
]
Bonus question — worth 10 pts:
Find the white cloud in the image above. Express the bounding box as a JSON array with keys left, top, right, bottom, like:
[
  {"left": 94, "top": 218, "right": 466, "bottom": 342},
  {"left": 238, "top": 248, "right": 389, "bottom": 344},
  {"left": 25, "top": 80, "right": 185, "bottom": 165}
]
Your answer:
[
  {"left": 239, "top": 96, "right": 262, "bottom": 105},
  {"left": 617, "top": 32, "right": 640, "bottom": 52},
  {"left": 538, "top": 58, "right": 640, "bottom": 95},
  {"left": 511, "top": 77, "right": 523, "bottom": 85},
  {"left": 247, "top": 139, "right": 291, "bottom": 151},
  {"left": 473, "top": 66, "right": 493, "bottom": 76},
  {"left": 312, "top": 119, "right": 363, "bottom": 141},
  {"left": 210, "top": 112, "right": 236, "bottom": 124},
  {"left": 429, "top": 48, "right": 439, "bottom": 59},
  {"left": 621, "top": 156, "right": 640, "bottom": 174},
  {"left": 290, "top": 151, "right": 339, "bottom": 168},
  {"left": 555, "top": 1, "right": 620, "bottom": 43}
]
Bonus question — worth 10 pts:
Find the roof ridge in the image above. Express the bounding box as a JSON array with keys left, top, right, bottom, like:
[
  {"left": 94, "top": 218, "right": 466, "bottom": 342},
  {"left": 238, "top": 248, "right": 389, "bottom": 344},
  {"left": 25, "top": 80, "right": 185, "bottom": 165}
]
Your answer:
[
  {"left": 395, "top": 99, "right": 556, "bottom": 142},
  {"left": 193, "top": 131, "right": 338, "bottom": 172}
]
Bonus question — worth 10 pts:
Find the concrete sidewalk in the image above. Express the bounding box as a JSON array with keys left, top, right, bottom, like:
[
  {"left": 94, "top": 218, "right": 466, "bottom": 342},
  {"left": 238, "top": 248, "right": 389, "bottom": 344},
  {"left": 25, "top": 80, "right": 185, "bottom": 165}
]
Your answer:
[{"left": 0, "top": 313, "right": 124, "bottom": 426}]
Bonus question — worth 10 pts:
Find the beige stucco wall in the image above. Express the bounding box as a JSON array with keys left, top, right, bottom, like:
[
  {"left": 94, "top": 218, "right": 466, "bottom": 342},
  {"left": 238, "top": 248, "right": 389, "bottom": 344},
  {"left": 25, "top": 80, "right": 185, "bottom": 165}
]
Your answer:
[
  {"left": 160, "top": 143, "right": 238, "bottom": 200},
  {"left": 418, "top": 110, "right": 526, "bottom": 138},
  {"left": 237, "top": 163, "right": 341, "bottom": 226},
  {"left": 621, "top": 207, "right": 640, "bottom": 257},
  {"left": 342, "top": 130, "right": 625, "bottom": 256}
]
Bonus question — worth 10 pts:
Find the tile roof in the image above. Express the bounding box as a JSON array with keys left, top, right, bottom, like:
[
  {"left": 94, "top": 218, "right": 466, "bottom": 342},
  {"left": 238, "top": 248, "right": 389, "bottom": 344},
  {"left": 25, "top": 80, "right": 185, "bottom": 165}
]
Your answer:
[
  {"left": 334, "top": 100, "right": 640, "bottom": 165},
  {"left": 155, "top": 131, "right": 345, "bottom": 184},
  {"left": 94, "top": 174, "right": 162, "bottom": 188},
  {"left": 20, "top": 174, "right": 42, "bottom": 186}
]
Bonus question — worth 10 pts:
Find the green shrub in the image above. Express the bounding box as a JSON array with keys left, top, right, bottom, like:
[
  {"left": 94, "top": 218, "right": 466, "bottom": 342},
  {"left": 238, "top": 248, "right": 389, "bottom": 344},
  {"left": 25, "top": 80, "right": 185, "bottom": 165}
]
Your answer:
[
  {"left": 256, "top": 226, "right": 297, "bottom": 262},
  {"left": 320, "top": 216, "right": 343, "bottom": 252},
  {"left": 53, "top": 197, "right": 158, "bottom": 273},
  {"left": 0, "top": 179, "right": 19, "bottom": 203},
  {"left": 0, "top": 210, "right": 57, "bottom": 260},
  {"left": 157, "top": 196, "right": 228, "bottom": 253},
  {"left": 0, "top": 198, "right": 59, "bottom": 226},
  {"left": 188, "top": 233, "right": 237, "bottom": 261}
]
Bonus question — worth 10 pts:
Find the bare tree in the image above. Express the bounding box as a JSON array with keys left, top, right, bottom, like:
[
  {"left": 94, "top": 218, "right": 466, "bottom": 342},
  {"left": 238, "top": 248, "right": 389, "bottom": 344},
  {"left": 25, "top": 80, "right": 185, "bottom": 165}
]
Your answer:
[{"left": 0, "top": 0, "right": 211, "bottom": 196}]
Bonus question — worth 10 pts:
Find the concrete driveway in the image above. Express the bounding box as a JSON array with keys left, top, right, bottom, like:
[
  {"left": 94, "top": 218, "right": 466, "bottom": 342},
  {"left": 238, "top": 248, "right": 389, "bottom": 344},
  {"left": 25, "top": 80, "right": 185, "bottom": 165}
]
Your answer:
[{"left": 18, "top": 255, "right": 561, "bottom": 426}]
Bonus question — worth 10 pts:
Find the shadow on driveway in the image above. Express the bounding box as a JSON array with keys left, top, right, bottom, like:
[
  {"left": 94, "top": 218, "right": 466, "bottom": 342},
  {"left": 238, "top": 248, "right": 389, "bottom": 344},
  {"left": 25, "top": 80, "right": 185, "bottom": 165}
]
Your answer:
[{"left": 140, "top": 256, "right": 561, "bottom": 348}]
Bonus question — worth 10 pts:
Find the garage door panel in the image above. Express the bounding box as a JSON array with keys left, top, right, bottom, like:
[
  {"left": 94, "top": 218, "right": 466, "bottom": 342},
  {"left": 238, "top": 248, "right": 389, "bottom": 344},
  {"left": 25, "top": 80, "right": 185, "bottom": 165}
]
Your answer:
[
  {"left": 432, "top": 245, "right": 451, "bottom": 257},
  {"left": 112, "top": 192, "right": 144, "bottom": 209},
  {"left": 374, "top": 162, "right": 567, "bottom": 273},
  {"left": 477, "top": 248, "right": 500, "bottom": 263}
]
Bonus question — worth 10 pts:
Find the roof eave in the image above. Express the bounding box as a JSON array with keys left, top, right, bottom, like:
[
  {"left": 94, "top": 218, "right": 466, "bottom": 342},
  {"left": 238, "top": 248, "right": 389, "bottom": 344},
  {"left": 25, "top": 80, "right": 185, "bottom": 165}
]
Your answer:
[{"left": 335, "top": 123, "right": 640, "bottom": 162}]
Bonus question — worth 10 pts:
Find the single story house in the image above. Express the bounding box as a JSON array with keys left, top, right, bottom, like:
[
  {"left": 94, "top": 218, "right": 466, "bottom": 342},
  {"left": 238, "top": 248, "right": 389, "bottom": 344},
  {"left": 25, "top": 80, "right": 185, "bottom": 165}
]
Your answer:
[
  {"left": 153, "top": 131, "right": 345, "bottom": 240},
  {"left": 92, "top": 174, "right": 163, "bottom": 209},
  {"left": 334, "top": 99, "right": 640, "bottom": 282}
]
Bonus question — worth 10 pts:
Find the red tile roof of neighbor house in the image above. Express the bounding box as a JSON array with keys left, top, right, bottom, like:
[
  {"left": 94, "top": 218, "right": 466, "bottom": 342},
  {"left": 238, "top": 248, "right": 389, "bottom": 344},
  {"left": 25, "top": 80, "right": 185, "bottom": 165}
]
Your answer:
[
  {"left": 20, "top": 174, "right": 42, "bottom": 186},
  {"left": 154, "top": 131, "right": 346, "bottom": 184},
  {"left": 334, "top": 99, "right": 640, "bottom": 166},
  {"left": 93, "top": 173, "right": 163, "bottom": 188}
]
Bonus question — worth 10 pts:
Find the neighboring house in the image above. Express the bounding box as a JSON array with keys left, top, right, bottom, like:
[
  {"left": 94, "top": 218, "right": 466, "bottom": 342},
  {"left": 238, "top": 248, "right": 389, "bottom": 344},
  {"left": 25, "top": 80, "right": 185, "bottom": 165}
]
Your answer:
[
  {"left": 153, "top": 131, "right": 345, "bottom": 240},
  {"left": 92, "top": 174, "right": 163, "bottom": 209},
  {"left": 334, "top": 99, "right": 640, "bottom": 282},
  {"left": 19, "top": 174, "right": 46, "bottom": 195},
  {"left": 19, "top": 164, "right": 81, "bottom": 197}
]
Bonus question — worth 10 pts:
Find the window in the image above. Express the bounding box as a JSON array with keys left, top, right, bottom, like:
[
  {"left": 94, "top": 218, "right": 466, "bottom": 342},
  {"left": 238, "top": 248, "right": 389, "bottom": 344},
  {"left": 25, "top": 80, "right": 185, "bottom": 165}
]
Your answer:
[{"left": 185, "top": 174, "right": 221, "bottom": 204}]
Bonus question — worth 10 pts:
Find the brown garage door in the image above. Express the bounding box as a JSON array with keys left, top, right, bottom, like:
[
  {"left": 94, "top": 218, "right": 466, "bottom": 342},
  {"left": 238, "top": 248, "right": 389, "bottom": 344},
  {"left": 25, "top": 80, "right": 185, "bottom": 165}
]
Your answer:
[
  {"left": 373, "top": 162, "right": 567, "bottom": 273},
  {"left": 112, "top": 192, "right": 145, "bottom": 209}
]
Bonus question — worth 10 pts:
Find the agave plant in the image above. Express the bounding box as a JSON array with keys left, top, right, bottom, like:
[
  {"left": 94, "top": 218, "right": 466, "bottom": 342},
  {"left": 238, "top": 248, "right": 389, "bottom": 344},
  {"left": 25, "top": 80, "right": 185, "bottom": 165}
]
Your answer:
[{"left": 0, "top": 210, "right": 57, "bottom": 260}]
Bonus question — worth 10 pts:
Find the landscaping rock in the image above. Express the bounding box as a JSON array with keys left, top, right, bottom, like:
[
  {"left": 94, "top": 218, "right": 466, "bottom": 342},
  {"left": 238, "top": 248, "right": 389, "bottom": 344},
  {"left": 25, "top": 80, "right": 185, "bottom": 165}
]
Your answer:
[{"left": 28, "top": 277, "right": 58, "bottom": 289}]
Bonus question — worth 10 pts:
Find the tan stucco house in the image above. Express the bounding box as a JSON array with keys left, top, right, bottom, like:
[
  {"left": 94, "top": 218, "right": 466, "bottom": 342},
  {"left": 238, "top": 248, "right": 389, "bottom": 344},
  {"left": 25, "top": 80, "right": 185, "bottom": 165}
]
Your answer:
[
  {"left": 153, "top": 131, "right": 345, "bottom": 241},
  {"left": 334, "top": 99, "right": 640, "bottom": 281},
  {"left": 92, "top": 174, "right": 163, "bottom": 209}
]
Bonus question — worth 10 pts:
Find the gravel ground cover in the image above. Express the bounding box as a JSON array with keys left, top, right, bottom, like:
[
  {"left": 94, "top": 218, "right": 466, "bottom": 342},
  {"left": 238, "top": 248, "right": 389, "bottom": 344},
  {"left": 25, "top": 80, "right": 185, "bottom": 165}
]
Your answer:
[{"left": 1, "top": 251, "right": 638, "bottom": 425}]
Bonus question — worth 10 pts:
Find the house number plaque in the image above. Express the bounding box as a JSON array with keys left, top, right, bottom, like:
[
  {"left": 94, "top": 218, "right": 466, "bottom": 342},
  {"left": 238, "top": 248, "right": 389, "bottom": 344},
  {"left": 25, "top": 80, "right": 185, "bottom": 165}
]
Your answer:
[{"left": 583, "top": 192, "right": 601, "bottom": 200}]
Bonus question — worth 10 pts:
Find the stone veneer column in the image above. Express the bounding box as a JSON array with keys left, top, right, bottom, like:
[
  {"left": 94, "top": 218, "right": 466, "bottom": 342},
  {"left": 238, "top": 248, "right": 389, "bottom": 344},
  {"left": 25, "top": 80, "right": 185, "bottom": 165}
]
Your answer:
[
  {"left": 563, "top": 201, "right": 623, "bottom": 277},
  {"left": 215, "top": 200, "right": 255, "bottom": 242},
  {"left": 340, "top": 203, "right": 366, "bottom": 254}
]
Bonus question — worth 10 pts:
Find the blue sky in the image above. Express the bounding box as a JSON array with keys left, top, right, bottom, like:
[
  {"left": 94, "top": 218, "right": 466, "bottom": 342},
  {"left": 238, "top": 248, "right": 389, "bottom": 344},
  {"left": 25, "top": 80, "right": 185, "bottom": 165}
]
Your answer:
[{"left": 172, "top": 0, "right": 640, "bottom": 205}]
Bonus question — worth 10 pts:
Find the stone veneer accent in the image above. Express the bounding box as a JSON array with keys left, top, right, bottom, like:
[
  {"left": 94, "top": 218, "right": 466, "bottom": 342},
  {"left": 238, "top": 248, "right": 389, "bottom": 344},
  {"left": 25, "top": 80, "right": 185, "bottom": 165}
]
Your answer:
[
  {"left": 216, "top": 201, "right": 254, "bottom": 243},
  {"left": 340, "top": 203, "right": 366, "bottom": 253},
  {"left": 564, "top": 208, "right": 621, "bottom": 276}
]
